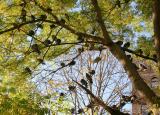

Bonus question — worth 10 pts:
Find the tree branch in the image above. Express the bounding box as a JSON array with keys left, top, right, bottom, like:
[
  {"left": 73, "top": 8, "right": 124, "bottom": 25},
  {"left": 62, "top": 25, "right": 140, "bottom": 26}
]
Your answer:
[
  {"left": 121, "top": 47, "right": 157, "bottom": 62},
  {"left": 0, "top": 19, "right": 44, "bottom": 35},
  {"left": 73, "top": 80, "right": 129, "bottom": 115},
  {"left": 0, "top": 19, "right": 105, "bottom": 46}
]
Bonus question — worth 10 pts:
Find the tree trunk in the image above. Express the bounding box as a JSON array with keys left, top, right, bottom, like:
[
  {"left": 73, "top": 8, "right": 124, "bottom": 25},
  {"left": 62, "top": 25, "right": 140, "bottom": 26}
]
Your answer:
[
  {"left": 153, "top": 0, "right": 160, "bottom": 76},
  {"left": 91, "top": 0, "right": 160, "bottom": 106}
]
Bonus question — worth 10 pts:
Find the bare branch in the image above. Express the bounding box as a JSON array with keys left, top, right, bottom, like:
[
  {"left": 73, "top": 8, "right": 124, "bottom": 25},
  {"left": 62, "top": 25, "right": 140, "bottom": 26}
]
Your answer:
[{"left": 73, "top": 80, "right": 129, "bottom": 115}]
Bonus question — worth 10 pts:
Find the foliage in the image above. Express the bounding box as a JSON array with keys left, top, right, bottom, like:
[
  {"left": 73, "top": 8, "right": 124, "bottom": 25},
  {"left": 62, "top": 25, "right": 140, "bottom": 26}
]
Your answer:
[
  {"left": 0, "top": 0, "right": 159, "bottom": 114},
  {"left": 137, "top": 36, "right": 155, "bottom": 56}
]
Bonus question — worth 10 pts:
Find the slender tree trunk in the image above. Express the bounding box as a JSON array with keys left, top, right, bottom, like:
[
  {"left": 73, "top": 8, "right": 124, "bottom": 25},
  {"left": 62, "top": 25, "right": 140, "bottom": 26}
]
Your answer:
[
  {"left": 149, "top": 0, "right": 160, "bottom": 114},
  {"left": 153, "top": 0, "right": 160, "bottom": 76}
]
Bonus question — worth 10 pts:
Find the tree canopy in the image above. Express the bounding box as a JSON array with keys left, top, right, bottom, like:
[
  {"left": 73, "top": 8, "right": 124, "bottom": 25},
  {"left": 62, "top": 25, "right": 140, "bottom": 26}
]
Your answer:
[{"left": 0, "top": 0, "right": 160, "bottom": 114}]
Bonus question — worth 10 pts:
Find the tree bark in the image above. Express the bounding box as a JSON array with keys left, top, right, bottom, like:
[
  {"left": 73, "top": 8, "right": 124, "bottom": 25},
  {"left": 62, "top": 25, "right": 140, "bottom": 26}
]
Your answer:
[
  {"left": 153, "top": 0, "right": 160, "bottom": 76},
  {"left": 152, "top": 0, "right": 160, "bottom": 114}
]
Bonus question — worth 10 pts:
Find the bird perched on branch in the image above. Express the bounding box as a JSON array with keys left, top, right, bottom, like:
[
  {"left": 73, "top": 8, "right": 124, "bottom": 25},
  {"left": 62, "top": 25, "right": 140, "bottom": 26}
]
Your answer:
[
  {"left": 127, "top": 54, "right": 132, "bottom": 61},
  {"left": 115, "top": 40, "right": 123, "bottom": 46},
  {"left": 94, "top": 57, "right": 101, "bottom": 63},
  {"left": 78, "top": 108, "right": 84, "bottom": 114},
  {"left": 123, "top": 42, "right": 130, "bottom": 48},
  {"left": 68, "top": 60, "right": 76, "bottom": 66},
  {"left": 116, "top": 0, "right": 121, "bottom": 8},
  {"left": 80, "top": 79, "right": 88, "bottom": 88},
  {"left": 55, "top": 39, "right": 61, "bottom": 45},
  {"left": 60, "top": 62, "right": 65, "bottom": 67},
  {"left": 125, "top": 0, "right": 130, "bottom": 3},
  {"left": 43, "top": 39, "right": 52, "bottom": 47},
  {"left": 77, "top": 35, "right": 84, "bottom": 42},
  {"left": 31, "top": 44, "right": 41, "bottom": 54},
  {"left": 89, "top": 70, "right": 95, "bottom": 75},
  {"left": 37, "top": 58, "right": 45, "bottom": 64},
  {"left": 68, "top": 85, "right": 76, "bottom": 92},
  {"left": 24, "top": 67, "right": 32, "bottom": 74},
  {"left": 39, "top": 14, "right": 47, "bottom": 20},
  {"left": 135, "top": 49, "right": 143, "bottom": 55},
  {"left": 86, "top": 73, "right": 93, "bottom": 84},
  {"left": 28, "top": 30, "right": 35, "bottom": 36}
]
